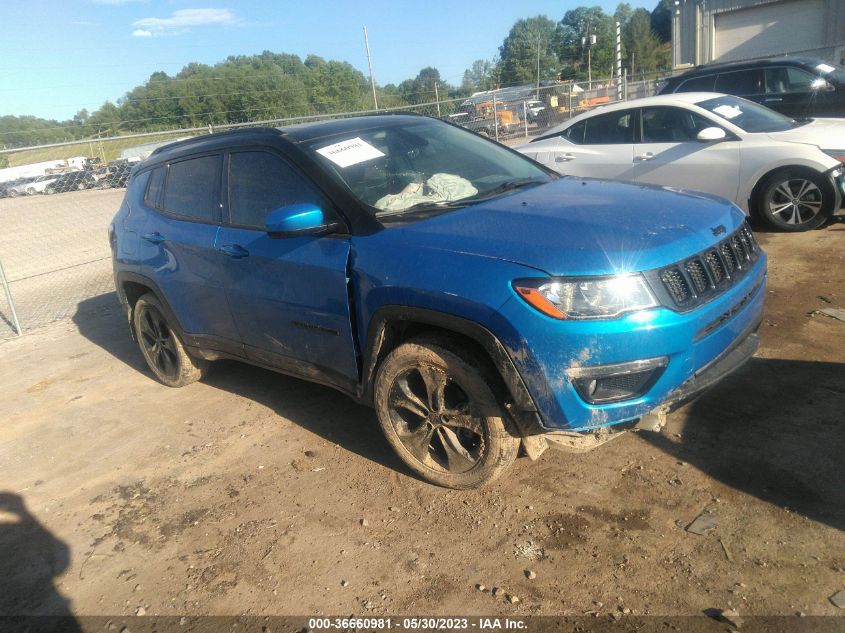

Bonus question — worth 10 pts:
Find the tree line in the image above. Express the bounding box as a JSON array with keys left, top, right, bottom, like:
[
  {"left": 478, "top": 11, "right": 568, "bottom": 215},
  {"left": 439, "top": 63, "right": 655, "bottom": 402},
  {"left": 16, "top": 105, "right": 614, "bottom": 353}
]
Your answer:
[{"left": 0, "top": 1, "right": 671, "bottom": 150}]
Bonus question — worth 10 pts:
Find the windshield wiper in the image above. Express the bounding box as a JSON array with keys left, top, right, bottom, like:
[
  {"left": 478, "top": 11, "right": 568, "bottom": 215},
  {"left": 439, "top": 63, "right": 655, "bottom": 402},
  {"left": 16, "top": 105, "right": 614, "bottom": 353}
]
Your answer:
[
  {"left": 467, "top": 177, "right": 548, "bottom": 203},
  {"left": 376, "top": 199, "right": 469, "bottom": 218}
]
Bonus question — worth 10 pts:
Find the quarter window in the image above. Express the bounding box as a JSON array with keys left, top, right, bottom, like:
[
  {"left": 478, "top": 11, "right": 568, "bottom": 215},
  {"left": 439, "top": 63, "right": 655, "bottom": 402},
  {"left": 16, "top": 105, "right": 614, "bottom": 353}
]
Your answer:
[
  {"left": 228, "top": 151, "right": 325, "bottom": 229},
  {"left": 145, "top": 167, "right": 165, "bottom": 209},
  {"left": 163, "top": 155, "right": 221, "bottom": 222}
]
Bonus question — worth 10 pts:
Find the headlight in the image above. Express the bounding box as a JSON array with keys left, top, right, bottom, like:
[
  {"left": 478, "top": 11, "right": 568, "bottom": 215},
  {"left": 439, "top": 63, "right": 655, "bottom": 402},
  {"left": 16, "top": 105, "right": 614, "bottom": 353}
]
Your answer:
[
  {"left": 823, "top": 149, "right": 845, "bottom": 163},
  {"left": 514, "top": 274, "right": 658, "bottom": 319}
]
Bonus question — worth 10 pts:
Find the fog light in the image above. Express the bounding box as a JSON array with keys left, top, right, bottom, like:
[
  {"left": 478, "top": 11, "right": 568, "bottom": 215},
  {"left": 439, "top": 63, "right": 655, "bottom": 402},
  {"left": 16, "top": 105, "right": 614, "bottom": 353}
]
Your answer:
[{"left": 568, "top": 357, "right": 668, "bottom": 404}]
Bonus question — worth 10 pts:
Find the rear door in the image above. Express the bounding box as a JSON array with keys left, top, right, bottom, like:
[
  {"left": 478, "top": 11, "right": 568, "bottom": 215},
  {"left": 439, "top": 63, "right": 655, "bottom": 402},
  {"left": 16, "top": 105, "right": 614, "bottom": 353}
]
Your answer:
[
  {"left": 539, "top": 109, "right": 637, "bottom": 180},
  {"left": 215, "top": 148, "right": 359, "bottom": 388},
  {"left": 714, "top": 69, "right": 762, "bottom": 103},
  {"left": 136, "top": 155, "right": 242, "bottom": 349},
  {"left": 632, "top": 106, "right": 741, "bottom": 203}
]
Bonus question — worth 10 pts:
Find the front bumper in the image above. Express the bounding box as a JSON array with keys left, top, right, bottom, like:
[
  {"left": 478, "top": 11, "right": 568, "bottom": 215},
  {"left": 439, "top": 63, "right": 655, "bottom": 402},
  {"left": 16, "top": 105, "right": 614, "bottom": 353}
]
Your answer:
[{"left": 495, "top": 253, "right": 767, "bottom": 431}]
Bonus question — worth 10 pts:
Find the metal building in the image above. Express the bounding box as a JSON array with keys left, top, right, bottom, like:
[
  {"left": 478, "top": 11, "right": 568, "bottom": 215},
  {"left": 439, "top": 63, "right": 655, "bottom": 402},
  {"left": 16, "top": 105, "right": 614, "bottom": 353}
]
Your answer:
[{"left": 672, "top": 0, "right": 845, "bottom": 68}]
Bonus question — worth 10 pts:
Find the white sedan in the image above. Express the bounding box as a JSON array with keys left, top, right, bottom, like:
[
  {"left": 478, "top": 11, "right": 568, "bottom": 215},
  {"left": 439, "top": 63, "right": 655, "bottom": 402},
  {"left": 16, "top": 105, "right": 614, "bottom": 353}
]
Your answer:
[{"left": 517, "top": 93, "right": 845, "bottom": 231}]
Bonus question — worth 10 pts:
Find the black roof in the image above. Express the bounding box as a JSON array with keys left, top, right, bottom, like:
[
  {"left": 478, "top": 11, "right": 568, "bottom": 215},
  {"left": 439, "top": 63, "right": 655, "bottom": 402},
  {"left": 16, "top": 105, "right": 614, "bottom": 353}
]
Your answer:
[
  {"left": 673, "top": 56, "right": 833, "bottom": 78},
  {"left": 147, "top": 112, "right": 428, "bottom": 163},
  {"left": 281, "top": 113, "right": 427, "bottom": 143}
]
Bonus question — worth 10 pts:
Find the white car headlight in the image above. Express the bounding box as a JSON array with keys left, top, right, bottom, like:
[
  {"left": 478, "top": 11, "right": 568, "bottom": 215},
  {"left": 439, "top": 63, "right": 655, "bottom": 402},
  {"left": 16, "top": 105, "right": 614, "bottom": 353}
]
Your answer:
[{"left": 514, "top": 274, "right": 658, "bottom": 319}]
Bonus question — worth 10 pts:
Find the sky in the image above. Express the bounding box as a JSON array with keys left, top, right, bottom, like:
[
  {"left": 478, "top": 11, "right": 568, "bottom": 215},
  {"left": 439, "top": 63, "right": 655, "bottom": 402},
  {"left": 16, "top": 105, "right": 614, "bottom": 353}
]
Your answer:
[{"left": 1, "top": 0, "right": 653, "bottom": 121}]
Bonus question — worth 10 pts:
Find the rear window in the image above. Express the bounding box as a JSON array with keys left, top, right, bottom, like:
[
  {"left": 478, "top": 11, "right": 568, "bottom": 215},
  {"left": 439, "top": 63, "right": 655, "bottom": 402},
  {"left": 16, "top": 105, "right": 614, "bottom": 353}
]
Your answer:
[
  {"left": 678, "top": 74, "right": 716, "bottom": 92},
  {"left": 163, "top": 155, "right": 220, "bottom": 222},
  {"left": 583, "top": 110, "right": 635, "bottom": 144},
  {"left": 715, "top": 70, "right": 757, "bottom": 94}
]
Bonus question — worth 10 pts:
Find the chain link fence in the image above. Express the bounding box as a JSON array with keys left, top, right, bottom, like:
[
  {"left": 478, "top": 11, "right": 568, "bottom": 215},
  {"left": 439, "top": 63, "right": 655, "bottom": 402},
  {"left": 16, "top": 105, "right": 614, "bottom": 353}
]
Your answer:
[{"left": 0, "top": 73, "right": 666, "bottom": 340}]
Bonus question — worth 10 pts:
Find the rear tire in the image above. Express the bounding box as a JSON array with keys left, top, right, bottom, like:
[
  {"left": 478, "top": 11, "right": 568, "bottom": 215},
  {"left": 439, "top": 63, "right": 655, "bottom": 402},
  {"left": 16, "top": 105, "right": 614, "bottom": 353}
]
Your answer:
[
  {"left": 133, "top": 293, "right": 207, "bottom": 387},
  {"left": 374, "top": 338, "right": 519, "bottom": 489},
  {"left": 753, "top": 169, "right": 833, "bottom": 232}
]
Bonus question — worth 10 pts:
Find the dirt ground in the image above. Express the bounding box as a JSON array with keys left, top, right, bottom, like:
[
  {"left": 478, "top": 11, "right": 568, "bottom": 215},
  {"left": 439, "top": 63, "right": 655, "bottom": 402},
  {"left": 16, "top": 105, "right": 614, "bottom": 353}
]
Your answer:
[{"left": 0, "top": 220, "right": 844, "bottom": 624}]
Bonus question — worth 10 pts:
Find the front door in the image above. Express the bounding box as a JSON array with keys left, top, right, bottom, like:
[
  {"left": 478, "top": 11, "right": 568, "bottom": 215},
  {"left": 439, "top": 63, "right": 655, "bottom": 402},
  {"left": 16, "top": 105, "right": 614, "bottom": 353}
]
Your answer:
[
  {"left": 633, "top": 106, "right": 741, "bottom": 204},
  {"left": 215, "top": 149, "right": 359, "bottom": 388}
]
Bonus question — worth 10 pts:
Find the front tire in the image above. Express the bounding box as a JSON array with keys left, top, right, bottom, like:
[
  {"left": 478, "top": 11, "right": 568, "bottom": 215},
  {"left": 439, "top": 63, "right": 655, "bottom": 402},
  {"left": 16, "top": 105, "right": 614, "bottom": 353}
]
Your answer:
[
  {"left": 133, "top": 293, "right": 207, "bottom": 387},
  {"left": 374, "top": 338, "right": 520, "bottom": 489},
  {"left": 754, "top": 169, "right": 833, "bottom": 232}
]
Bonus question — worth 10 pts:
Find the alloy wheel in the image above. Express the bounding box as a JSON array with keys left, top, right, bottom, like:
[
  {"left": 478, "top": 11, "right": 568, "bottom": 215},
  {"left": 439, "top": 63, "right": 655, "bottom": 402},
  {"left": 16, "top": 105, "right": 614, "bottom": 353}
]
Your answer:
[
  {"left": 386, "top": 365, "right": 484, "bottom": 474},
  {"left": 138, "top": 306, "right": 180, "bottom": 381},
  {"left": 765, "top": 178, "right": 823, "bottom": 226}
]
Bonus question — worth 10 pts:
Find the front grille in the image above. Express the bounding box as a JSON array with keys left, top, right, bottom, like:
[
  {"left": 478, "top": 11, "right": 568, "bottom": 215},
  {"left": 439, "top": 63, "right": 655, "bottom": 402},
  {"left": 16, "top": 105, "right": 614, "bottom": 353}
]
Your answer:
[{"left": 656, "top": 222, "right": 760, "bottom": 311}]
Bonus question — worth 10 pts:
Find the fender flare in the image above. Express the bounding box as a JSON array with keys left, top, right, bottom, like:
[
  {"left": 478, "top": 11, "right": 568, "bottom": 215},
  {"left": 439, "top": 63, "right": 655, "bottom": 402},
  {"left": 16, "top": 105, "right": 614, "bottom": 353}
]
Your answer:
[{"left": 360, "top": 305, "right": 537, "bottom": 416}]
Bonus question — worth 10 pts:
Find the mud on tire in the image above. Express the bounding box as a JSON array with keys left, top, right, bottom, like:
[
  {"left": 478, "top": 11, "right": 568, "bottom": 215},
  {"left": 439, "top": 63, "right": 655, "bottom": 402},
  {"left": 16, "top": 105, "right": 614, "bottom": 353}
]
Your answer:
[
  {"left": 374, "top": 337, "right": 520, "bottom": 489},
  {"left": 133, "top": 292, "right": 208, "bottom": 388}
]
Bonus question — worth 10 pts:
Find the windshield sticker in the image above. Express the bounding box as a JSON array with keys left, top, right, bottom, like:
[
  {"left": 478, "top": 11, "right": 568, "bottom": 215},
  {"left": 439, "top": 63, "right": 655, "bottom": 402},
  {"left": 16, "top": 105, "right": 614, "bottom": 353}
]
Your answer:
[
  {"left": 816, "top": 63, "right": 835, "bottom": 74},
  {"left": 316, "top": 137, "right": 385, "bottom": 168},
  {"left": 712, "top": 104, "right": 743, "bottom": 119}
]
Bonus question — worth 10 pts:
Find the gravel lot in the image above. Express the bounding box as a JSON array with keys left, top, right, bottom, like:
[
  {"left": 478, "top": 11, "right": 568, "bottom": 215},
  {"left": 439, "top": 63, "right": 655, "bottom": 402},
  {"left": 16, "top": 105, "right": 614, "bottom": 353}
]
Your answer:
[{"left": 0, "top": 216, "right": 844, "bottom": 624}]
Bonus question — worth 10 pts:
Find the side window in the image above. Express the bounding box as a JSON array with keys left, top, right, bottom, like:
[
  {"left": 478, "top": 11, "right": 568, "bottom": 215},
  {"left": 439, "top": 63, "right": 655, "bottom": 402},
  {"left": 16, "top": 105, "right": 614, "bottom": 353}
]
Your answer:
[
  {"left": 144, "top": 166, "right": 165, "bottom": 209},
  {"left": 678, "top": 74, "right": 716, "bottom": 92},
  {"left": 583, "top": 110, "right": 635, "bottom": 144},
  {"left": 163, "top": 155, "right": 221, "bottom": 222},
  {"left": 563, "top": 120, "right": 586, "bottom": 144},
  {"left": 715, "top": 70, "right": 757, "bottom": 95},
  {"left": 228, "top": 151, "right": 325, "bottom": 229},
  {"left": 641, "top": 107, "right": 716, "bottom": 143},
  {"left": 765, "top": 67, "right": 817, "bottom": 93}
]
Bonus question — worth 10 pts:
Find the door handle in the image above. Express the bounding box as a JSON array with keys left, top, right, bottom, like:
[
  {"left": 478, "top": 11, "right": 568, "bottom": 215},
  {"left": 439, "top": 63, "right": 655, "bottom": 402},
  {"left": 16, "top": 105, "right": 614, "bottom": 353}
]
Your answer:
[
  {"left": 555, "top": 153, "right": 577, "bottom": 162},
  {"left": 217, "top": 244, "right": 249, "bottom": 259},
  {"left": 635, "top": 152, "right": 655, "bottom": 161},
  {"left": 764, "top": 97, "right": 783, "bottom": 103},
  {"left": 141, "top": 232, "right": 165, "bottom": 244}
]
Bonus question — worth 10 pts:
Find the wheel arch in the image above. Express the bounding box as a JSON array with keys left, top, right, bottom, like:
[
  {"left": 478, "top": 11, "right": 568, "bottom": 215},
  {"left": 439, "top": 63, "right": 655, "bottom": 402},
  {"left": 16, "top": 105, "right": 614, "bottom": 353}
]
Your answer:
[
  {"left": 116, "top": 271, "right": 188, "bottom": 343},
  {"left": 746, "top": 163, "right": 837, "bottom": 218},
  {"left": 360, "top": 306, "right": 541, "bottom": 429}
]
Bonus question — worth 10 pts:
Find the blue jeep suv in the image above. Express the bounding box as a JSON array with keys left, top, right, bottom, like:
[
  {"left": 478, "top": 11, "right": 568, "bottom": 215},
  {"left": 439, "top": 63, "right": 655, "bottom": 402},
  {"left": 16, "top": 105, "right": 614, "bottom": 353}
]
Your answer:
[{"left": 110, "top": 114, "right": 766, "bottom": 488}]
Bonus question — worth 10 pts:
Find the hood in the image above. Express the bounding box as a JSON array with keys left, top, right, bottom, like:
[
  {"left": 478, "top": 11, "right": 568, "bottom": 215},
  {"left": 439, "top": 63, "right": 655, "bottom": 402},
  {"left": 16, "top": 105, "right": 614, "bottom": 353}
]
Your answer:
[
  {"left": 767, "top": 118, "right": 845, "bottom": 148},
  {"left": 385, "top": 177, "right": 746, "bottom": 276}
]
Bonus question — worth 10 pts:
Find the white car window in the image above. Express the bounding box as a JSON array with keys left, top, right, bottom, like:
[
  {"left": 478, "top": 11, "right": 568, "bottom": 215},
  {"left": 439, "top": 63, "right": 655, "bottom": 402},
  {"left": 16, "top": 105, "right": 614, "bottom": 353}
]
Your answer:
[
  {"left": 640, "top": 107, "right": 714, "bottom": 143},
  {"left": 582, "top": 110, "right": 636, "bottom": 144}
]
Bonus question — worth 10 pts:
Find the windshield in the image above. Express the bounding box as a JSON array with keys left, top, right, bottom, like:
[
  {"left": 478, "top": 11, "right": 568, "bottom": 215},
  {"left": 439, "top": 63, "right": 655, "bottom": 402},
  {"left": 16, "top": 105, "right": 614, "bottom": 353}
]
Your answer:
[
  {"left": 304, "top": 118, "right": 553, "bottom": 220},
  {"left": 695, "top": 95, "right": 801, "bottom": 132}
]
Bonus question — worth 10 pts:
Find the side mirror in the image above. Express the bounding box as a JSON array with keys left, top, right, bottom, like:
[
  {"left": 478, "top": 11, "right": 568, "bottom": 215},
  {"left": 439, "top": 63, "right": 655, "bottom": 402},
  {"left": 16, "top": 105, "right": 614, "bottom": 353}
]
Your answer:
[
  {"left": 265, "top": 203, "right": 341, "bottom": 238},
  {"left": 811, "top": 78, "right": 835, "bottom": 92},
  {"left": 697, "top": 127, "right": 727, "bottom": 143}
]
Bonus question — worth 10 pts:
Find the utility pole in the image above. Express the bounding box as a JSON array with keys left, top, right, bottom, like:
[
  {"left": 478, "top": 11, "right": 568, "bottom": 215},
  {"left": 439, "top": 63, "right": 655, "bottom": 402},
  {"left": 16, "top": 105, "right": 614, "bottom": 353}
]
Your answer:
[
  {"left": 536, "top": 31, "right": 541, "bottom": 97},
  {"left": 582, "top": 24, "right": 596, "bottom": 86},
  {"left": 434, "top": 82, "right": 441, "bottom": 117},
  {"left": 615, "top": 21, "right": 622, "bottom": 100},
  {"left": 363, "top": 26, "right": 378, "bottom": 110}
]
